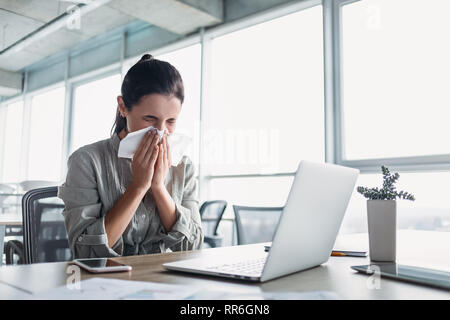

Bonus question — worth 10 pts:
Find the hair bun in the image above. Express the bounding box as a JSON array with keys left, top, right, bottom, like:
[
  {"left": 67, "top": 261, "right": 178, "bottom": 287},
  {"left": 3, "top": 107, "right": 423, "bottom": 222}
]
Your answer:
[{"left": 140, "top": 54, "right": 153, "bottom": 62}]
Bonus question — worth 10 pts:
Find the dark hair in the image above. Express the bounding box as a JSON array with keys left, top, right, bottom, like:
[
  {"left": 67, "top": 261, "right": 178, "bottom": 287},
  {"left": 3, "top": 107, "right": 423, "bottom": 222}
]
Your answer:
[{"left": 111, "top": 54, "right": 184, "bottom": 136}]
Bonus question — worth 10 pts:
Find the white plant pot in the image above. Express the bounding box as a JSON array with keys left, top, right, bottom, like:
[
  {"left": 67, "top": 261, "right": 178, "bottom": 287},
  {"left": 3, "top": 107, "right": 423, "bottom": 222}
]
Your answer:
[{"left": 367, "top": 200, "right": 396, "bottom": 262}]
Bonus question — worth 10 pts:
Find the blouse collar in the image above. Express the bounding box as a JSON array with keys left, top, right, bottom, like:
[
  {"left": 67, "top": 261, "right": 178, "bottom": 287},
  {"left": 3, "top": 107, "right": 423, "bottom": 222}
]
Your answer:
[{"left": 110, "top": 133, "right": 120, "bottom": 154}]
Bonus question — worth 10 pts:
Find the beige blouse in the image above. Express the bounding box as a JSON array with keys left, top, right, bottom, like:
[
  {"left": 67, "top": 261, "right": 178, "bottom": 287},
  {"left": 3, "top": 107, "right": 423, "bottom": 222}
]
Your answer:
[{"left": 57, "top": 133, "right": 203, "bottom": 259}]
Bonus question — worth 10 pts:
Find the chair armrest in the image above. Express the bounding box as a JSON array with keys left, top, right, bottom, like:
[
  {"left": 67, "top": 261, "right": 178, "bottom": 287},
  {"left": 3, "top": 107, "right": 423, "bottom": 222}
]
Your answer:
[{"left": 5, "top": 240, "right": 24, "bottom": 265}]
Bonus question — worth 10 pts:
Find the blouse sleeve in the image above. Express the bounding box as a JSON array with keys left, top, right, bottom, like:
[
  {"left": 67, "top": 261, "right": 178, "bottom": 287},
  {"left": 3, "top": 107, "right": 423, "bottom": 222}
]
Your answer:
[
  {"left": 58, "top": 149, "right": 123, "bottom": 259},
  {"left": 161, "top": 157, "right": 204, "bottom": 251}
]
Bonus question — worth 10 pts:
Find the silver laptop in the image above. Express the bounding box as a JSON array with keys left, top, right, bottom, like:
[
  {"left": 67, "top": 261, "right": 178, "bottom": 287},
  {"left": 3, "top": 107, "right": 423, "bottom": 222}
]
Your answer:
[{"left": 163, "top": 160, "right": 359, "bottom": 282}]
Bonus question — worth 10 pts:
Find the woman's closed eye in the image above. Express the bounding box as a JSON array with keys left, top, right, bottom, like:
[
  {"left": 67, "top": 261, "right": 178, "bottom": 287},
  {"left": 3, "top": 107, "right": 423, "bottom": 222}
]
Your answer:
[{"left": 143, "top": 115, "right": 157, "bottom": 122}]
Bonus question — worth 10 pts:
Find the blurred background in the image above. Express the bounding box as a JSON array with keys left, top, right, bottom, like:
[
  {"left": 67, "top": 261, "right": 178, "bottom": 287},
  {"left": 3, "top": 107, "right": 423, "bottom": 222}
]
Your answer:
[{"left": 0, "top": 0, "right": 449, "bottom": 264}]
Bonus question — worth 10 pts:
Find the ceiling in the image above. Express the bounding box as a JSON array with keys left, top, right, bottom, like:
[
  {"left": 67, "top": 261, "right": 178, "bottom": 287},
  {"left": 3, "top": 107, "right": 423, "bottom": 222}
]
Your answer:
[{"left": 0, "top": 0, "right": 223, "bottom": 96}]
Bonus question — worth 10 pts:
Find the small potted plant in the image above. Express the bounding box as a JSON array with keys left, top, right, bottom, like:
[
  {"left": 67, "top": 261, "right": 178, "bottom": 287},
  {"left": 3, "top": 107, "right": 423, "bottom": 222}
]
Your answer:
[{"left": 357, "top": 166, "right": 415, "bottom": 262}]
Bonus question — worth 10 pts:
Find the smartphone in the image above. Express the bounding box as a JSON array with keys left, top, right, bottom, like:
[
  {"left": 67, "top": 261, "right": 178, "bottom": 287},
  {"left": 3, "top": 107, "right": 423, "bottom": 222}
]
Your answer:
[{"left": 73, "top": 258, "right": 132, "bottom": 273}]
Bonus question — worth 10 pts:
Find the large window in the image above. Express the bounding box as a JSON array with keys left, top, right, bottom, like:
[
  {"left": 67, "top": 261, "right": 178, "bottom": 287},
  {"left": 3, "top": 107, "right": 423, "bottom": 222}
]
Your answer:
[
  {"left": 338, "top": 0, "right": 450, "bottom": 234},
  {"left": 207, "top": 176, "right": 294, "bottom": 208},
  {"left": 1, "top": 0, "right": 448, "bottom": 253},
  {"left": 342, "top": 0, "right": 450, "bottom": 160},
  {"left": 207, "top": 176, "right": 294, "bottom": 245},
  {"left": 201, "top": 5, "right": 324, "bottom": 240},
  {"left": 205, "top": 5, "right": 324, "bottom": 176},
  {"left": 28, "top": 87, "right": 65, "bottom": 182},
  {"left": 1, "top": 101, "right": 24, "bottom": 183},
  {"left": 70, "top": 73, "right": 121, "bottom": 154}
]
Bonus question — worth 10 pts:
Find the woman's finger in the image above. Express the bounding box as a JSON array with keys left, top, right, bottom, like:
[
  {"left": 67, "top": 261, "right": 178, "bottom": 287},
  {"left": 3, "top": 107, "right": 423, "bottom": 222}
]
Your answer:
[
  {"left": 150, "top": 144, "right": 159, "bottom": 165},
  {"left": 134, "top": 130, "right": 154, "bottom": 162},
  {"left": 143, "top": 131, "right": 160, "bottom": 164}
]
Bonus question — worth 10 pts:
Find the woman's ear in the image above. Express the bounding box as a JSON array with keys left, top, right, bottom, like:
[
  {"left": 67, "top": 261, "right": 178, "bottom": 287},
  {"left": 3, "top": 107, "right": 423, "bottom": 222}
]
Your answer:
[{"left": 117, "top": 96, "right": 127, "bottom": 117}]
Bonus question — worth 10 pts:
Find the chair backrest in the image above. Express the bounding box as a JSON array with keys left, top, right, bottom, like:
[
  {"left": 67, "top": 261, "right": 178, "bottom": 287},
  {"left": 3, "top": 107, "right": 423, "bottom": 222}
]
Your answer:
[
  {"left": 22, "top": 186, "right": 72, "bottom": 264},
  {"left": 199, "top": 200, "right": 227, "bottom": 236},
  {"left": 233, "top": 205, "right": 284, "bottom": 245},
  {"left": 19, "top": 180, "right": 60, "bottom": 192}
]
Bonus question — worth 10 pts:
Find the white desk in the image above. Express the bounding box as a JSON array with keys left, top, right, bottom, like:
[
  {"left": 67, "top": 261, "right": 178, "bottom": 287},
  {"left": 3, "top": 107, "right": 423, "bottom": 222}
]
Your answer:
[{"left": 0, "top": 230, "right": 448, "bottom": 299}]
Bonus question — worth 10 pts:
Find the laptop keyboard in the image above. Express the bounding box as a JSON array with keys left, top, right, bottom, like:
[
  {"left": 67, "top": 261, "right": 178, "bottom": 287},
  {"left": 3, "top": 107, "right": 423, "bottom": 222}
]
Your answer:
[{"left": 205, "top": 257, "right": 267, "bottom": 276}]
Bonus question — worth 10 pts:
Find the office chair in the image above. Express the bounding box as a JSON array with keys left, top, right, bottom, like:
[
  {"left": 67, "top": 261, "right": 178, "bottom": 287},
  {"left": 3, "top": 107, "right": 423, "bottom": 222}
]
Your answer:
[
  {"left": 233, "top": 205, "right": 284, "bottom": 245},
  {"left": 3, "top": 181, "right": 57, "bottom": 263},
  {"left": 5, "top": 240, "right": 25, "bottom": 264},
  {"left": 22, "top": 186, "right": 72, "bottom": 264},
  {"left": 199, "top": 200, "right": 227, "bottom": 248}
]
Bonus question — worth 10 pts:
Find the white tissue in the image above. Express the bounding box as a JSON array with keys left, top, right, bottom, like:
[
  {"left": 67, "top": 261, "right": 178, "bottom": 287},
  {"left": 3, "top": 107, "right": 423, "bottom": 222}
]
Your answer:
[
  {"left": 167, "top": 132, "right": 192, "bottom": 166},
  {"left": 117, "top": 126, "right": 192, "bottom": 166},
  {"left": 118, "top": 126, "right": 165, "bottom": 159}
]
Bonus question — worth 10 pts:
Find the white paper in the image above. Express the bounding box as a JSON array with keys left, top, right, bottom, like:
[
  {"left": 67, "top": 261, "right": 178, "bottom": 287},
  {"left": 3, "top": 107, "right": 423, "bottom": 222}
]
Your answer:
[
  {"left": 31, "top": 278, "right": 199, "bottom": 300},
  {"left": 117, "top": 126, "right": 192, "bottom": 166},
  {"left": 28, "top": 277, "right": 340, "bottom": 300}
]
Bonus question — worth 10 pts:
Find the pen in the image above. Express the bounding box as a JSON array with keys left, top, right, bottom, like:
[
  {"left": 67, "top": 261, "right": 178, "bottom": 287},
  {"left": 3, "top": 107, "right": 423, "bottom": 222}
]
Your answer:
[{"left": 331, "top": 251, "right": 347, "bottom": 257}]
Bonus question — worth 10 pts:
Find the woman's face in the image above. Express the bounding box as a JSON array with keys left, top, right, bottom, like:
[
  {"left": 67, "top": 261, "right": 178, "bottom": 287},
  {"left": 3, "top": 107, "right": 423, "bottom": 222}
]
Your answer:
[{"left": 117, "top": 93, "right": 181, "bottom": 134}]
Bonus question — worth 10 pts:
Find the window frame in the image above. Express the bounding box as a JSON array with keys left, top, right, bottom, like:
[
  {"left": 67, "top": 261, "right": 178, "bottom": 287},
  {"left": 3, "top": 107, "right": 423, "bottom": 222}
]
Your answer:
[{"left": 68, "top": 69, "right": 122, "bottom": 156}]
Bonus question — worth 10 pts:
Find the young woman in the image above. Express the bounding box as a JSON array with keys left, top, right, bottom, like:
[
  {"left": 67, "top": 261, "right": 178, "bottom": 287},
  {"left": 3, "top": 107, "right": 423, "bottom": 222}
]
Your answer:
[{"left": 58, "top": 54, "right": 203, "bottom": 258}]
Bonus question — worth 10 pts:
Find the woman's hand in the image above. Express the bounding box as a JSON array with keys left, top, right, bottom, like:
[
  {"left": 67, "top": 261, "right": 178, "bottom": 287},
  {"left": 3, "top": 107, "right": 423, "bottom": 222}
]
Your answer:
[
  {"left": 130, "top": 129, "right": 160, "bottom": 194},
  {"left": 151, "top": 132, "right": 171, "bottom": 191}
]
